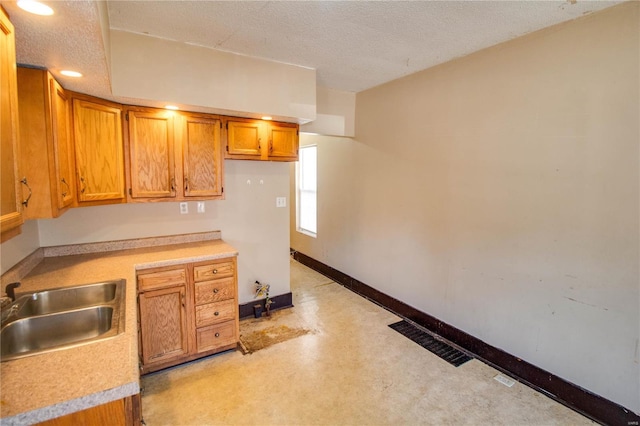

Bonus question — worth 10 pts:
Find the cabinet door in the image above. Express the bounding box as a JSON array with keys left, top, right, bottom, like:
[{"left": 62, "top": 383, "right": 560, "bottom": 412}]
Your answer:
[
  {"left": 73, "top": 99, "right": 125, "bottom": 202},
  {"left": 226, "top": 119, "right": 262, "bottom": 157},
  {"left": 182, "top": 114, "right": 222, "bottom": 198},
  {"left": 127, "top": 109, "right": 176, "bottom": 199},
  {"left": 0, "top": 9, "right": 23, "bottom": 241},
  {"left": 138, "top": 285, "right": 189, "bottom": 366},
  {"left": 267, "top": 123, "right": 298, "bottom": 160},
  {"left": 49, "top": 77, "right": 74, "bottom": 209}
]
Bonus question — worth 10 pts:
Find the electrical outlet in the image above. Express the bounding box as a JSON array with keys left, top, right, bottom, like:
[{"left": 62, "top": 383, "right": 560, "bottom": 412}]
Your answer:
[
  {"left": 180, "top": 202, "right": 188, "bottom": 214},
  {"left": 276, "top": 197, "right": 286, "bottom": 208},
  {"left": 197, "top": 202, "right": 205, "bottom": 213}
]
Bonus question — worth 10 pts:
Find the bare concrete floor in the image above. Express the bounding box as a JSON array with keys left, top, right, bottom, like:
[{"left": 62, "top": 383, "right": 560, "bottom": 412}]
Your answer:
[{"left": 141, "top": 259, "right": 593, "bottom": 425}]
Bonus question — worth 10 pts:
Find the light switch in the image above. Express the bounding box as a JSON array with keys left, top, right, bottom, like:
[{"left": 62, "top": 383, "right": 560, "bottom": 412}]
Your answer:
[
  {"left": 197, "top": 202, "right": 205, "bottom": 213},
  {"left": 180, "top": 202, "right": 188, "bottom": 214},
  {"left": 276, "top": 197, "right": 286, "bottom": 208}
]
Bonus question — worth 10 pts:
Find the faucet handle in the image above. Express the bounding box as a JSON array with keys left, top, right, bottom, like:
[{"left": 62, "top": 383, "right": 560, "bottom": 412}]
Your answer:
[{"left": 5, "top": 282, "right": 21, "bottom": 302}]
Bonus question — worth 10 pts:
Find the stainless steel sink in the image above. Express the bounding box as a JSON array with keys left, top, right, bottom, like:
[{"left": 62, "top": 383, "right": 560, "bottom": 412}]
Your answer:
[
  {"left": 16, "top": 281, "right": 118, "bottom": 317},
  {"left": 0, "top": 280, "right": 126, "bottom": 361}
]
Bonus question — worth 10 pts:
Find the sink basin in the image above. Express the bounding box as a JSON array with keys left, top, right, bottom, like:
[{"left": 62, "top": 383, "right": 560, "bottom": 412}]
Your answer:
[
  {"left": 17, "top": 281, "right": 118, "bottom": 317},
  {"left": 0, "top": 280, "right": 126, "bottom": 361},
  {"left": 1, "top": 306, "right": 117, "bottom": 360}
]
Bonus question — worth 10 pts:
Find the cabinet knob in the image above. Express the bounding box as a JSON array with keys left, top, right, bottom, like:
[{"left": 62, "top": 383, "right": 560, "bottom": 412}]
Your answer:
[
  {"left": 213, "top": 269, "right": 218, "bottom": 274},
  {"left": 213, "top": 288, "right": 219, "bottom": 294},
  {"left": 214, "top": 311, "right": 219, "bottom": 316},
  {"left": 215, "top": 332, "right": 220, "bottom": 338}
]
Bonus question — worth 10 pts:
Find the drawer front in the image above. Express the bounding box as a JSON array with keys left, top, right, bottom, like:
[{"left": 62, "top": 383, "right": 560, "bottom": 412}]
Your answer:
[
  {"left": 194, "top": 277, "right": 235, "bottom": 305},
  {"left": 138, "top": 268, "right": 187, "bottom": 291},
  {"left": 193, "top": 261, "right": 234, "bottom": 282},
  {"left": 196, "top": 321, "right": 237, "bottom": 353},
  {"left": 195, "top": 299, "right": 236, "bottom": 327}
]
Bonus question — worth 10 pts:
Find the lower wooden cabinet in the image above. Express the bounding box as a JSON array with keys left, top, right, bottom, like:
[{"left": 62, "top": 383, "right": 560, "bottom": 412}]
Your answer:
[
  {"left": 36, "top": 394, "right": 141, "bottom": 426},
  {"left": 137, "top": 256, "right": 238, "bottom": 374},
  {"left": 138, "top": 285, "right": 189, "bottom": 366}
]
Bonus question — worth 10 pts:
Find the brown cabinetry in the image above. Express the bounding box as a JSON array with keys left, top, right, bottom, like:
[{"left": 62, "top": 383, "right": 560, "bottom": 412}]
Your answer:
[
  {"left": 137, "top": 266, "right": 189, "bottom": 368},
  {"left": 17, "top": 67, "right": 75, "bottom": 219},
  {"left": 225, "top": 118, "right": 298, "bottom": 161},
  {"left": 192, "top": 258, "right": 238, "bottom": 353},
  {"left": 137, "top": 256, "right": 237, "bottom": 374},
  {"left": 0, "top": 8, "right": 23, "bottom": 242},
  {"left": 36, "top": 394, "right": 141, "bottom": 426},
  {"left": 125, "top": 107, "right": 223, "bottom": 202},
  {"left": 72, "top": 94, "right": 126, "bottom": 205}
]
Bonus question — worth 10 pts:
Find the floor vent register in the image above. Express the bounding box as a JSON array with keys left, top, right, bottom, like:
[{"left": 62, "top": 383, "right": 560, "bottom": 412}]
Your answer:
[{"left": 388, "top": 320, "right": 473, "bottom": 367}]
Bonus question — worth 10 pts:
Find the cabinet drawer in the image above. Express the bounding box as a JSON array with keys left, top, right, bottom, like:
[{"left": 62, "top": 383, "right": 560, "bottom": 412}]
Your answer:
[
  {"left": 195, "top": 299, "right": 236, "bottom": 328},
  {"left": 193, "top": 261, "right": 234, "bottom": 282},
  {"left": 194, "top": 277, "right": 235, "bottom": 305},
  {"left": 138, "top": 268, "right": 187, "bottom": 291},
  {"left": 196, "top": 321, "right": 237, "bottom": 353}
]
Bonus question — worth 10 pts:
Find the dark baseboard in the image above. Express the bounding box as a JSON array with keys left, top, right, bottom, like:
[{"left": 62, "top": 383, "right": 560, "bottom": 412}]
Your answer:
[
  {"left": 291, "top": 249, "right": 639, "bottom": 426},
  {"left": 239, "top": 292, "right": 293, "bottom": 319}
]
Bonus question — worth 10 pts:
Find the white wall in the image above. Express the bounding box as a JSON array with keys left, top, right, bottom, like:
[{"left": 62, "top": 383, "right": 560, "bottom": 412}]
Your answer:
[
  {"left": 0, "top": 220, "right": 40, "bottom": 275},
  {"left": 291, "top": 3, "right": 639, "bottom": 412},
  {"left": 32, "top": 160, "right": 290, "bottom": 304},
  {"left": 110, "top": 30, "right": 316, "bottom": 124},
  {"left": 301, "top": 87, "right": 356, "bottom": 137}
]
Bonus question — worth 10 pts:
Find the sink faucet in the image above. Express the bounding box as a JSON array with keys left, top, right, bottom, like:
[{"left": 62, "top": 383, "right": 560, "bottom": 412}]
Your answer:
[{"left": 5, "top": 282, "right": 21, "bottom": 302}]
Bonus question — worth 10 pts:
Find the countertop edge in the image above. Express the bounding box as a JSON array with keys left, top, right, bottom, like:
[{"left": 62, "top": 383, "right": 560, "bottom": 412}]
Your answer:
[
  {"left": 1, "top": 381, "right": 140, "bottom": 425},
  {"left": 134, "top": 251, "right": 240, "bottom": 271}
]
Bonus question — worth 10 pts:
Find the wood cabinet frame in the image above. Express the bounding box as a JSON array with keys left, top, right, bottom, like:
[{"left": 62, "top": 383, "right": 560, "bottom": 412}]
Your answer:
[
  {"left": 69, "top": 92, "right": 126, "bottom": 206},
  {"left": 17, "top": 67, "right": 75, "bottom": 219},
  {"left": 137, "top": 257, "right": 238, "bottom": 375},
  {"left": 1, "top": 7, "right": 23, "bottom": 242},
  {"left": 124, "top": 107, "right": 224, "bottom": 203},
  {"left": 224, "top": 117, "right": 299, "bottom": 161}
]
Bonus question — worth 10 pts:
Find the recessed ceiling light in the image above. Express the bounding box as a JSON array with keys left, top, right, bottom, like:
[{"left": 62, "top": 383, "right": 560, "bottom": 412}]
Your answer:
[
  {"left": 17, "top": 0, "right": 53, "bottom": 16},
  {"left": 261, "top": 116, "right": 272, "bottom": 121},
  {"left": 165, "top": 105, "right": 179, "bottom": 110},
  {"left": 60, "top": 70, "right": 82, "bottom": 78}
]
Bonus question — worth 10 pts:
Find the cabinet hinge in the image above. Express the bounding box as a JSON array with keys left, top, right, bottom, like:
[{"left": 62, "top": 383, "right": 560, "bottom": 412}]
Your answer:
[
  {"left": 128, "top": 188, "right": 132, "bottom": 196},
  {"left": 125, "top": 112, "right": 129, "bottom": 121},
  {"left": 219, "top": 121, "right": 222, "bottom": 129},
  {"left": 226, "top": 145, "right": 229, "bottom": 152},
  {"left": 222, "top": 186, "right": 224, "bottom": 194},
  {"left": 225, "top": 121, "right": 228, "bottom": 130}
]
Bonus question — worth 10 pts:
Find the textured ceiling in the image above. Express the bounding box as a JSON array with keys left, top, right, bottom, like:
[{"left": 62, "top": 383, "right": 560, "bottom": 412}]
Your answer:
[
  {"left": 1, "top": 0, "right": 621, "bottom": 102},
  {"left": 108, "top": 0, "right": 620, "bottom": 92}
]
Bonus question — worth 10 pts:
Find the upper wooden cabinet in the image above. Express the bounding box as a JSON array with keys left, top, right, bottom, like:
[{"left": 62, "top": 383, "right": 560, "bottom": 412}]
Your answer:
[
  {"left": 126, "top": 108, "right": 176, "bottom": 199},
  {"left": 0, "top": 8, "right": 23, "bottom": 242},
  {"left": 125, "top": 107, "right": 223, "bottom": 202},
  {"left": 17, "top": 67, "right": 75, "bottom": 219},
  {"left": 182, "top": 113, "right": 223, "bottom": 198},
  {"left": 225, "top": 118, "right": 299, "bottom": 161},
  {"left": 72, "top": 94, "right": 126, "bottom": 205}
]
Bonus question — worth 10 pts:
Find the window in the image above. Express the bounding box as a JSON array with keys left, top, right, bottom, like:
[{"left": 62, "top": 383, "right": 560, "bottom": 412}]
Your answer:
[{"left": 296, "top": 145, "right": 317, "bottom": 236}]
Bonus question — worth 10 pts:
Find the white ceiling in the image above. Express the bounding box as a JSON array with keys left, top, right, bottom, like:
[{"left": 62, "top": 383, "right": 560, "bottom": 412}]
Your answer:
[{"left": 2, "top": 0, "right": 621, "bottom": 101}]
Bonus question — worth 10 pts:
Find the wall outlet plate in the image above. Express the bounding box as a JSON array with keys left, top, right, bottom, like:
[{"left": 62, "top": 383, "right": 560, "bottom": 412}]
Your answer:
[
  {"left": 276, "top": 197, "right": 286, "bottom": 208},
  {"left": 180, "top": 202, "right": 188, "bottom": 214}
]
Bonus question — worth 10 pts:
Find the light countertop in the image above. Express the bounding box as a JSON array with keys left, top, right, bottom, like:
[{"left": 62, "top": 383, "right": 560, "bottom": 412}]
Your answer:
[{"left": 0, "top": 238, "right": 238, "bottom": 424}]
